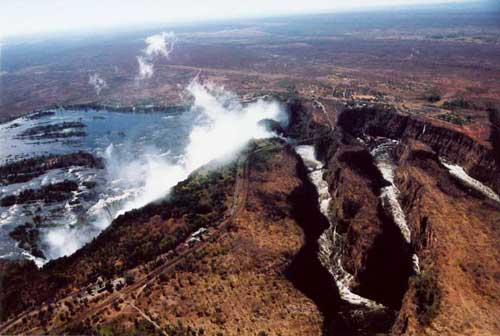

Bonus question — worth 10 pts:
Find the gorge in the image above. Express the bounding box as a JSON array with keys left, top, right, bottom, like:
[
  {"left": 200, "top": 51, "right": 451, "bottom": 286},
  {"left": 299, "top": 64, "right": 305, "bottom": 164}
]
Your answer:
[{"left": 0, "top": 94, "right": 499, "bottom": 335}]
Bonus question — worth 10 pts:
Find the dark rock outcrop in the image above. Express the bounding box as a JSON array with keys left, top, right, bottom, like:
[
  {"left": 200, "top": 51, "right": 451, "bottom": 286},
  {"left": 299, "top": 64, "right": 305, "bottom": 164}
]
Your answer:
[{"left": 0, "top": 152, "right": 104, "bottom": 185}]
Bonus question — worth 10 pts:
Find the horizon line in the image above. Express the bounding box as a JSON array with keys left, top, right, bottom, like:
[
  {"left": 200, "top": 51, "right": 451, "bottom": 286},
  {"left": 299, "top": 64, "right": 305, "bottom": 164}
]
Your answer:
[{"left": 1, "top": 0, "right": 494, "bottom": 41}]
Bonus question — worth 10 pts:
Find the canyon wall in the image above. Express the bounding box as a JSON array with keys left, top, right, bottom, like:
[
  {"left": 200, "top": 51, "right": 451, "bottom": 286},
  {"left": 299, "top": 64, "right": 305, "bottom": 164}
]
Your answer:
[
  {"left": 288, "top": 98, "right": 500, "bottom": 335},
  {"left": 337, "top": 105, "right": 500, "bottom": 194}
]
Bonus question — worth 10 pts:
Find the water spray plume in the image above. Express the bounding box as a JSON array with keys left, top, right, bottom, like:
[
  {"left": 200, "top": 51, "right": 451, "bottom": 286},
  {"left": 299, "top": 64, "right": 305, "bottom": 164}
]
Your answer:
[
  {"left": 43, "top": 79, "right": 287, "bottom": 259},
  {"left": 137, "top": 31, "right": 176, "bottom": 80},
  {"left": 88, "top": 73, "right": 108, "bottom": 95}
]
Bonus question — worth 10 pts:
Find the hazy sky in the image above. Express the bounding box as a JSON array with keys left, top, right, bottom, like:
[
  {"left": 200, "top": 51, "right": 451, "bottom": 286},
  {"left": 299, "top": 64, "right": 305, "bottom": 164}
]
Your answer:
[{"left": 0, "top": 0, "right": 480, "bottom": 38}]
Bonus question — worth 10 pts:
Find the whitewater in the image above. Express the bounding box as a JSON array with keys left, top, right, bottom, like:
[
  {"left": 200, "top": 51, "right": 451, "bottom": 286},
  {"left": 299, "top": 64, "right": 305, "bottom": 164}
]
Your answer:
[{"left": 0, "top": 32, "right": 286, "bottom": 264}]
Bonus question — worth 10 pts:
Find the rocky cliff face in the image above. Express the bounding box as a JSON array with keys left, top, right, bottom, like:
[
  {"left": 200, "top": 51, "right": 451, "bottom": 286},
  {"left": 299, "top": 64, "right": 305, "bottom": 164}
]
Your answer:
[
  {"left": 288, "top": 98, "right": 500, "bottom": 335},
  {"left": 0, "top": 139, "right": 343, "bottom": 335},
  {"left": 322, "top": 140, "right": 413, "bottom": 335},
  {"left": 392, "top": 141, "right": 500, "bottom": 335},
  {"left": 288, "top": 99, "right": 414, "bottom": 334},
  {"left": 1, "top": 98, "right": 498, "bottom": 335},
  {"left": 337, "top": 105, "right": 500, "bottom": 194}
]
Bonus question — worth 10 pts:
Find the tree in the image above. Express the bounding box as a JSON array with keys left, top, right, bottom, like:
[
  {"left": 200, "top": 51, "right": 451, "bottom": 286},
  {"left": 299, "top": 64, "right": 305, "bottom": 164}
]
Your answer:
[
  {"left": 124, "top": 272, "right": 135, "bottom": 285},
  {"left": 105, "top": 281, "right": 114, "bottom": 293}
]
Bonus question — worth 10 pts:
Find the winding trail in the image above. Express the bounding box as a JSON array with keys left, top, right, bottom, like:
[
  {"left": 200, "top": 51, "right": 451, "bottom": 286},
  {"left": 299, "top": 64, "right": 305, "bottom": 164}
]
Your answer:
[
  {"left": 314, "top": 100, "right": 335, "bottom": 130},
  {"left": 128, "top": 301, "right": 167, "bottom": 336}
]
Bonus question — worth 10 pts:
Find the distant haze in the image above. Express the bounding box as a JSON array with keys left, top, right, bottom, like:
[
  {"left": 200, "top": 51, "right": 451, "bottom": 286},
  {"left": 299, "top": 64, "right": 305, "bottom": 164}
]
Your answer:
[{"left": 0, "top": 0, "right": 487, "bottom": 39}]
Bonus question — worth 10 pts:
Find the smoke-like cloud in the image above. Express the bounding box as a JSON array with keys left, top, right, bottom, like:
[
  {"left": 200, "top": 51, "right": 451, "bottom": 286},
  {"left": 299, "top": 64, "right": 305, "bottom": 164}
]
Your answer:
[
  {"left": 144, "top": 32, "right": 176, "bottom": 57},
  {"left": 88, "top": 73, "right": 108, "bottom": 95},
  {"left": 184, "top": 81, "right": 285, "bottom": 169},
  {"left": 137, "top": 31, "right": 176, "bottom": 80},
  {"left": 42, "top": 80, "right": 286, "bottom": 259},
  {"left": 137, "top": 56, "right": 154, "bottom": 79},
  {"left": 118, "top": 79, "right": 285, "bottom": 209}
]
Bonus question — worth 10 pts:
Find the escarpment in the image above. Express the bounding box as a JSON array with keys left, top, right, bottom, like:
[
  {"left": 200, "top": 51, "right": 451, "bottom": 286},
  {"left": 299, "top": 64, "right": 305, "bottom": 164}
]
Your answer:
[
  {"left": 328, "top": 144, "right": 413, "bottom": 307},
  {"left": 337, "top": 104, "right": 500, "bottom": 194},
  {"left": 288, "top": 99, "right": 413, "bottom": 334},
  {"left": 391, "top": 141, "right": 500, "bottom": 335},
  {"left": 0, "top": 159, "right": 239, "bottom": 323},
  {"left": 287, "top": 97, "right": 332, "bottom": 143},
  {"left": 0, "top": 139, "right": 342, "bottom": 335},
  {"left": 288, "top": 98, "right": 500, "bottom": 335},
  {"left": 1, "top": 97, "right": 498, "bottom": 335}
]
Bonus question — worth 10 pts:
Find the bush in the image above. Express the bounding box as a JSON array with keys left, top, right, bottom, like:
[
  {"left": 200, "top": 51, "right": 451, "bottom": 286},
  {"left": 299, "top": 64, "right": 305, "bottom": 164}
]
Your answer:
[
  {"left": 0, "top": 151, "right": 103, "bottom": 185},
  {"left": 48, "top": 272, "right": 72, "bottom": 288},
  {"left": 0, "top": 180, "right": 78, "bottom": 206},
  {"left": 0, "top": 195, "right": 16, "bottom": 207},
  {"left": 105, "top": 282, "right": 114, "bottom": 293},
  {"left": 423, "top": 92, "right": 441, "bottom": 103},
  {"left": 124, "top": 272, "right": 135, "bottom": 285},
  {"left": 82, "top": 181, "right": 97, "bottom": 189},
  {"left": 412, "top": 270, "right": 441, "bottom": 326}
]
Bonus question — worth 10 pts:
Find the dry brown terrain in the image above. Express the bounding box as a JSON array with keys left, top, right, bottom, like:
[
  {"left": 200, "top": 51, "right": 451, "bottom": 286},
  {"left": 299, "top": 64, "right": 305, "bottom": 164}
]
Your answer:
[
  {"left": 393, "top": 141, "right": 500, "bottom": 335},
  {"left": 0, "top": 140, "right": 333, "bottom": 335},
  {"left": 1, "top": 5, "right": 500, "bottom": 336},
  {"left": 2, "top": 8, "right": 500, "bottom": 138}
]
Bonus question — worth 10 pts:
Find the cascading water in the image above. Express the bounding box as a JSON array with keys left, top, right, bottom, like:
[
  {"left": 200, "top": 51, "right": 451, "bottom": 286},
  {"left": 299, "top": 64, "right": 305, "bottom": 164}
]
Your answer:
[
  {"left": 440, "top": 159, "right": 500, "bottom": 204},
  {"left": 370, "top": 140, "right": 411, "bottom": 244},
  {"left": 0, "top": 80, "right": 287, "bottom": 263},
  {"left": 295, "top": 145, "right": 384, "bottom": 309},
  {"left": 370, "top": 139, "right": 419, "bottom": 274}
]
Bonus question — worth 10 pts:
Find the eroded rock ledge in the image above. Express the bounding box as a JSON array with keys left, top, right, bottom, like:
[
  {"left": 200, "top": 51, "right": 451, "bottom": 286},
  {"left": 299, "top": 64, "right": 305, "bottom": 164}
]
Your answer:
[
  {"left": 289, "top": 97, "right": 500, "bottom": 335},
  {"left": 0, "top": 98, "right": 498, "bottom": 335}
]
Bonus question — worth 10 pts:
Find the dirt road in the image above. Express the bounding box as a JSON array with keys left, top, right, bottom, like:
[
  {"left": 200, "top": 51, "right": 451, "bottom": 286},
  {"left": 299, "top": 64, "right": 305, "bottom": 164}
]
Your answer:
[{"left": 0, "top": 153, "right": 250, "bottom": 335}]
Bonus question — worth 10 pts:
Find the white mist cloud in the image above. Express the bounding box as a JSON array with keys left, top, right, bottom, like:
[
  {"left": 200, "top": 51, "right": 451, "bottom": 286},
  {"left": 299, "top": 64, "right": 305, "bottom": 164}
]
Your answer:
[
  {"left": 137, "top": 56, "right": 154, "bottom": 79},
  {"left": 184, "top": 81, "right": 284, "bottom": 169},
  {"left": 88, "top": 73, "right": 108, "bottom": 95},
  {"left": 42, "top": 79, "right": 286, "bottom": 259},
  {"left": 144, "top": 32, "right": 176, "bottom": 57},
  {"left": 44, "top": 229, "right": 87, "bottom": 260},
  {"left": 118, "top": 80, "right": 285, "bottom": 209},
  {"left": 137, "top": 31, "right": 176, "bottom": 80}
]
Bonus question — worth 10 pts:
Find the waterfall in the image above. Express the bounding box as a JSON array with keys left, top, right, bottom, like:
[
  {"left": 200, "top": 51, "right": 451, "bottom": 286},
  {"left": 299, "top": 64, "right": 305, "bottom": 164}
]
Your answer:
[
  {"left": 295, "top": 145, "right": 384, "bottom": 309},
  {"left": 371, "top": 139, "right": 419, "bottom": 274},
  {"left": 440, "top": 159, "right": 500, "bottom": 204},
  {"left": 86, "top": 189, "right": 138, "bottom": 229}
]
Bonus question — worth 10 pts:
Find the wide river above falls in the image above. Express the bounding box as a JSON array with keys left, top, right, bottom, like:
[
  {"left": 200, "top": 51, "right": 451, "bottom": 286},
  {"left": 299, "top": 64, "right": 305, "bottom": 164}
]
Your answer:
[{"left": 0, "top": 107, "right": 196, "bottom": 264}]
